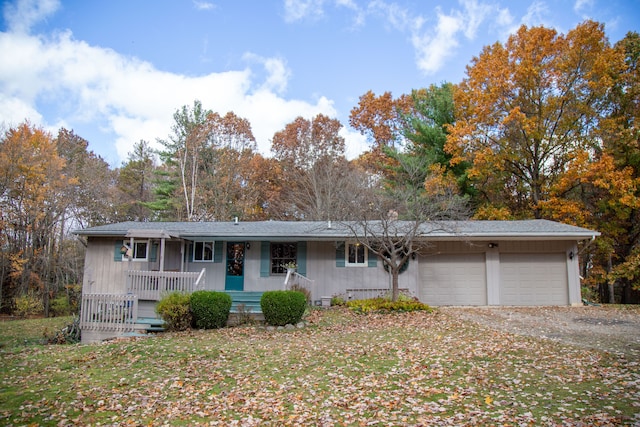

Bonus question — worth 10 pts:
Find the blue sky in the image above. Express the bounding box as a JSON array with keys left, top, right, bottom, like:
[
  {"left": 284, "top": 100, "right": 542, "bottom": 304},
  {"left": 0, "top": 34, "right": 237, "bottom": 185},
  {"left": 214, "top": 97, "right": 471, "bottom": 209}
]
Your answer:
[{"left": 1, "top": 0, "right": 638, "bottom": 165}]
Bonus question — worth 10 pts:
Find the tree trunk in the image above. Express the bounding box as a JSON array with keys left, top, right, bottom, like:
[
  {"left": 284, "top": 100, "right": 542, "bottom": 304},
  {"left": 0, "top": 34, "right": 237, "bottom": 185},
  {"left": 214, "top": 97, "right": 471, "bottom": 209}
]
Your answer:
[
  {"left": 607, "top": 254, "right": 615, "bottom": 304},
  {"left": 391, "top": 269, "right": 400, "bottom": 302}
]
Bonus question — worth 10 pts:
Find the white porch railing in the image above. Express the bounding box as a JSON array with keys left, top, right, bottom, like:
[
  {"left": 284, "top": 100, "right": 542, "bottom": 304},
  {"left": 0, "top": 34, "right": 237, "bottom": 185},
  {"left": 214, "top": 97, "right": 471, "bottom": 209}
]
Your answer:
[
  {"left": 126, "top": 268, "right": 206, "bottom": 300},
  {"left": 284, "top": 270, "right": 314, "bottom": 290},
  {"left": 79, "top": 293, "right": 138, "bottom": 332}
]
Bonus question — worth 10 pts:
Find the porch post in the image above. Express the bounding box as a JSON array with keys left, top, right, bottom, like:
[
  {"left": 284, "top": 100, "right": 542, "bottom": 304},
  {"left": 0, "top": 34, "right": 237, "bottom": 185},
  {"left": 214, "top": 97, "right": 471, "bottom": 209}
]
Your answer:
[
  {"left": 159, "top": 238, "right": 166, "bottom": 272},
  {"left": 180, "top": 241, "right": 185, "bottom": 272}
]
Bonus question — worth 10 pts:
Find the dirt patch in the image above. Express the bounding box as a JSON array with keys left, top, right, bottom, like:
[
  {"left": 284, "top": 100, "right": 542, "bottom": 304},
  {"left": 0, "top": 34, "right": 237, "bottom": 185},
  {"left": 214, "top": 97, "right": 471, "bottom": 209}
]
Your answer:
[{"left": 442, "top": 305, "right": 640, "bottom": 358}]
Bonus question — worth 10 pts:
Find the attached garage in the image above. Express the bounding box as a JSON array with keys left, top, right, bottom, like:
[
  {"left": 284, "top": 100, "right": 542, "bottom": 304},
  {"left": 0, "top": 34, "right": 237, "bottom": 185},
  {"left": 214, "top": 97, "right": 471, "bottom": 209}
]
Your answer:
[
  {"left": 419, "top": 253, "right": 487, "bottom": 305},
  {"left": 500, "top": 253, "right": 569, "bottom": 305}
]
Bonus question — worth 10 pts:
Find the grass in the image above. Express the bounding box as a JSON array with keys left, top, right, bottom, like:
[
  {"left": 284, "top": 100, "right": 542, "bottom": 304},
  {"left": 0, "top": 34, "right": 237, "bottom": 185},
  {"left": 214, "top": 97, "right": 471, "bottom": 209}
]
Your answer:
[
  {"left": 0, "top": 315, "right": 73, "bottom": 349},
  {"left": 0, "top": 309, "right": 638, "bottom": 426}
]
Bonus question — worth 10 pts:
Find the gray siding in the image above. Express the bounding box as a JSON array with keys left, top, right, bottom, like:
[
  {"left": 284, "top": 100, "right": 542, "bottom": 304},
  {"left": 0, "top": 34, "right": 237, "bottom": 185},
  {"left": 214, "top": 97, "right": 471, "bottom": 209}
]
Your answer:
[
  {"left": 305, "top": 241, "right": 418, "bottom": 301},
  {"left": 82, "top": 238, "right": 129, "bottom": 295},
  {"left": 82, "top": 237, "right": 581, "bottom": 307}
]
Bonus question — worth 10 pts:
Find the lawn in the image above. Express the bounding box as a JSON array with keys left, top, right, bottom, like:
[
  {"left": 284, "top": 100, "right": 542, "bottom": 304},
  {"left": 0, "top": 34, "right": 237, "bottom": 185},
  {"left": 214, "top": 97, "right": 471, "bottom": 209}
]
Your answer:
[{"left": 1, "top": 308, "right": 638, "bottom": 426}]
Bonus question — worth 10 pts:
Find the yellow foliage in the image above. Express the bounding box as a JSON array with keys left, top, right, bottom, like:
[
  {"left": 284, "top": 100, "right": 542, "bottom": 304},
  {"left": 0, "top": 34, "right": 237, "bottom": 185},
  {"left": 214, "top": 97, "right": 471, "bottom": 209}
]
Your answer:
[
  {"left": 423, "top": 164, "right": 459, "bottom": 197},
  {"left": 609, "top": 251, "right": 640, "bottom": 289},
  {"left": 473, "top": 205, "right": 513, "bottom": 220},
  {"left": 447, "top": 21, "right": 625, "bottom": 219}
]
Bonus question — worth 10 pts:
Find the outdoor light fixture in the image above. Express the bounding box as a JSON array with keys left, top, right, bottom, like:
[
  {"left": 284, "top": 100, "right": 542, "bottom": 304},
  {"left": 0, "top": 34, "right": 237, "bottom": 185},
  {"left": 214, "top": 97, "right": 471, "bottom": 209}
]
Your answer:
[
  {"left": 488, "top": 243, "right": 499, "bottom": 248},
  {"left": 246, "top": 242, "right": 251, "bottom": 250},
  {"left": 568, "top": 251, "right": 574, "bottom": 260}
]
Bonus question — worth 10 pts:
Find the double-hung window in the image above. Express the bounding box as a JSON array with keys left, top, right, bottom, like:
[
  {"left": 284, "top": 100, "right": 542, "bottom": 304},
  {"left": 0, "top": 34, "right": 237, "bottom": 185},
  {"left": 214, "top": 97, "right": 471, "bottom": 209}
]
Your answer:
[
  {"left": 346, "top": 242, "right": 367, "bottom": 267},
  {"left": 132, "top": 240, "right": 149, "bottom": 261},
  {"left": 193, "top": 241, "right": 214, "bottom": 262},
  {"left": 271, "top": 242, "right": 297, "bottom": 274}
]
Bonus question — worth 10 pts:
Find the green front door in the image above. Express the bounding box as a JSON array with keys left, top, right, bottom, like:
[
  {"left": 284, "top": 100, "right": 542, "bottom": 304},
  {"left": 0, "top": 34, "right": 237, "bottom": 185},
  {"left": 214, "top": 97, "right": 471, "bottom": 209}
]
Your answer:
[{"left": 225, "top": 242, "right": 245, "bottom": 291}]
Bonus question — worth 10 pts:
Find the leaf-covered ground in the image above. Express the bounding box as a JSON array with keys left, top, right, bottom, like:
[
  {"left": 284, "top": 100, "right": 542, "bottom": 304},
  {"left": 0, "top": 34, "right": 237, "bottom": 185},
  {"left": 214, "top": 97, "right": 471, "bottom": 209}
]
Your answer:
[
  {"left": 448, "top": 305, "right": 640, "bottom": 357},
  {"left": 1, "top": 308, "right": 638, "bottom": 426}
]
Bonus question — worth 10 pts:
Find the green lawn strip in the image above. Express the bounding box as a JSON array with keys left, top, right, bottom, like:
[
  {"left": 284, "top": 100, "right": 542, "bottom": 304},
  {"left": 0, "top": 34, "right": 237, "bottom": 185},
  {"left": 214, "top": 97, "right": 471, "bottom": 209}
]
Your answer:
[{"left": 0, "top": 316, "right": 73, "bottom": 349}]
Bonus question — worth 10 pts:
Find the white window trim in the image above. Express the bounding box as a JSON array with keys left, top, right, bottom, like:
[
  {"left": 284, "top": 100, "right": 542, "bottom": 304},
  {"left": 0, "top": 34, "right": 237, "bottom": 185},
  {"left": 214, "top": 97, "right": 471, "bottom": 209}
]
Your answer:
[
  {"left": 192, "top": 240, "right": 215, "bottom": 262},
  {"left": 345, "top": 241, "right": 368, "bottom": 267},
  {"left": 131, "top": 239, "right": 149, "bottom": 262}
]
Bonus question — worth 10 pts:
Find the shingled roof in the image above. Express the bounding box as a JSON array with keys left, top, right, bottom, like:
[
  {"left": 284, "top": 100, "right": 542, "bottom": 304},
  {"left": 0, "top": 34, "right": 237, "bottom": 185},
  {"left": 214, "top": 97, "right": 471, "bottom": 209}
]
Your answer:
[{"left": 74, "top": 219, "right": 599, "bottom": 241}]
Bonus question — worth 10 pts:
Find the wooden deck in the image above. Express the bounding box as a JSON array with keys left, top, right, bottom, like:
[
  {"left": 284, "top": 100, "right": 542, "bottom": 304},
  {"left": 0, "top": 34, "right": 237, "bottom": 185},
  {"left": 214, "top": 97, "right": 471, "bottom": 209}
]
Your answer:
[{"left": 80, "top": 290, "right": 265, "bottom": 343}]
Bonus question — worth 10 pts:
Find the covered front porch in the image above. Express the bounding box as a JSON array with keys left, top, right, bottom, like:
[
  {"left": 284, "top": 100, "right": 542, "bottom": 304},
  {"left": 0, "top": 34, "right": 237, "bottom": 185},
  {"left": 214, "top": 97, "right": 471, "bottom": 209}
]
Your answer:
[
  {"left": 79, "top": 266, "right": 268, "bottom": 342},
  {"left": 79, "top": 267, "right": 207, "bottom": 342}
]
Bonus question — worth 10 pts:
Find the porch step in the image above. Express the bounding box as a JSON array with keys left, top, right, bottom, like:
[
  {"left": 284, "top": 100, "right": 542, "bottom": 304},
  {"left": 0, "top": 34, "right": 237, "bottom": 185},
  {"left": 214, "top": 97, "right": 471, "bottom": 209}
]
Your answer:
[
  {"left": 226, "top": 291, "right": 264, "bottom": 314},
  {"left": 134, "top": 317, "right": 166, "bottom": 332}
]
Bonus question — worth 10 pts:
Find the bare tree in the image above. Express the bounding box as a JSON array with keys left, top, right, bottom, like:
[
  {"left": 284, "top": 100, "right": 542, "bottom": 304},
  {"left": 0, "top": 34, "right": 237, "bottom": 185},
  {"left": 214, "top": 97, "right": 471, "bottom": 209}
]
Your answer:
[{"left": 339, "top": 152, "right": 470, "bottom": 301}]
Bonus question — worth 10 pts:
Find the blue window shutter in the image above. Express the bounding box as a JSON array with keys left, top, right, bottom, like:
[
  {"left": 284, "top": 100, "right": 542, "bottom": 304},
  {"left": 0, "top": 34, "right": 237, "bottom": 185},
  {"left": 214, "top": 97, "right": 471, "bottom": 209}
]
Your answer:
[
  {"left": 336, "top": 242, "right": 345, "bottom": 267},
  {"left": 214, "top": 241, "right": 223, "bottom": 263},
  {"left": 368, "top": 249, "right": 377, "bottom": 268},
  {"left": 297, "top": 241, "right": 307, "bottom": 275},
  {"left": 260, "top": 241, "right": 270, "bottom": 277},
  {"left": 150, "top": 243, "right": 158, "bottom": 262},
  {"left": 114, "top": 240, "right": 123, "bottom": 262}
]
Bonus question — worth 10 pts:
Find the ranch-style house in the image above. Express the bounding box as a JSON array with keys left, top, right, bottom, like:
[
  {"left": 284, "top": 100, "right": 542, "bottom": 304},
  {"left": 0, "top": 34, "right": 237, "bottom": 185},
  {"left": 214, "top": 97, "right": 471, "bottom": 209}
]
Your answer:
[{"left": 74, "top": 219, "right": 599, "bottom": 343}]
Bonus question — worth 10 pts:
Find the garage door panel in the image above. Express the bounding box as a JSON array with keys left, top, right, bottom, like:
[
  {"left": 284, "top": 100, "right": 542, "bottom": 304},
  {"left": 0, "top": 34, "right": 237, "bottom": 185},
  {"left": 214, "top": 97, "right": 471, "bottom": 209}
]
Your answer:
[
  {"left": 500, "top": 253, "right": 568, "bottom": 305},
  {"left": 419, "top": 254, "right": 487, "bottom": 306}
]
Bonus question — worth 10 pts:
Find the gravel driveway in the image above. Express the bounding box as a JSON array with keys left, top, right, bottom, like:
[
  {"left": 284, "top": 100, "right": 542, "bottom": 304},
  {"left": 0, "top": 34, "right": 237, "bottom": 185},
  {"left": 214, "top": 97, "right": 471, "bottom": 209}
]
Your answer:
[{"left": 442, "top": 305, "right": 640, "bottom": 358}]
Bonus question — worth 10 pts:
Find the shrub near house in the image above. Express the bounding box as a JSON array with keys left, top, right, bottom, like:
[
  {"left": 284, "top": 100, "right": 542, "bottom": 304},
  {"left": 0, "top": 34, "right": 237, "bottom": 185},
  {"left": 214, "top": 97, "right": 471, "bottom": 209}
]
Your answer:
[
  {"left": 190, "top": 291, "right": 232, "bottom": 329},
  {"left": 261, "top": 290, "right": 307, "bottom": 326},
  {"left": 346, "top": 298, "right": 432, "bottom": 314},
  {"left": 156, "top": 292, "right": 192, "bottom": 331}
]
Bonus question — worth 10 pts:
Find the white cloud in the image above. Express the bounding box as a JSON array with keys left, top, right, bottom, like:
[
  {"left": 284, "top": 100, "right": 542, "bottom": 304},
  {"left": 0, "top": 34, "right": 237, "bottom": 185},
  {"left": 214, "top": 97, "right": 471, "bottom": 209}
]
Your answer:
[
  {"left": 340, "top": 127, "right": 369, "bottom": 160},
  {"left": 520, "top": 1, "right": 551, "bottom": 28},
  {"left": 368, "top": 0, "right": 413, "bottom": 32},
  {"left": 283, "top": 0, "right": 325, "bottom": 22},
  {"left": 495, "top": 7, "right": 514, "bottom": 29},
  {"left": 0, "top": 23, "right": 338, "bottom": 164},
  {"left": 459, "top": 0, "right": 492, "bottom": 39},
  {"left": 370, "top": 0, "right": 498, "bottom": 75},
  {"left": 193, "top": 1, "right": 216, "bottom": 11},
  {"left": 2, "top": 0, "right": 59, "bottom": 33},
  {"left": 283, "top": 0, "right": 366, "bottom": 27},
  {"left": 335, "top": 0, "right": 366, "bottom": 27},
  {"left": 242, "top": 53, "right": 291, "bottom": 95},
  {"left": 0, "top": 93, "right": 43, "bottom": 125},
  {"left": 573, "top": 0, "right": 594, "bottom": 15},
  {"left": 412, "top": 10, "right": 464, "bottom": 75}
]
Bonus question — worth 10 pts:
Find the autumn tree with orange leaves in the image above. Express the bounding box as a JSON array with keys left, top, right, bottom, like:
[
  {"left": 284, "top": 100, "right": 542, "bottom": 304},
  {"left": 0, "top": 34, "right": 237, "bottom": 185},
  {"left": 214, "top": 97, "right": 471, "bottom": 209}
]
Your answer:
[
  {"left": 271, "top": 114, "right": 358, "bottom": 220},
  {"left": 198, "top": 111, "right": 260, "bottom": 221},
  {"left": 447, "top": 20, "right": 625, "bottom": 220},
  {"left": 449, "top": 21, "right": 639, "bottom": 301},
  {"left": 349, "top": 90, "right": 413, "bottom": 176},
  {"left": 0, "top": 123, "right": 77, "bottom": 314},
  {"left": 541, "top": 31, "right": 640, "bottom": 302}
]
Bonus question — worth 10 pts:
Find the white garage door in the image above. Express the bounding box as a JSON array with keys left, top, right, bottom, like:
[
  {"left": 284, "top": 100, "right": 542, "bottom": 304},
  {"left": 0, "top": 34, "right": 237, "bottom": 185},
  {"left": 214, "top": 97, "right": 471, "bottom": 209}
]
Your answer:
[
  {"left": 500, "top": 253, "right": 568, "bottom": 305},
  {"left": 419, "top": 253, "right": 487, "bottom": 306}
]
